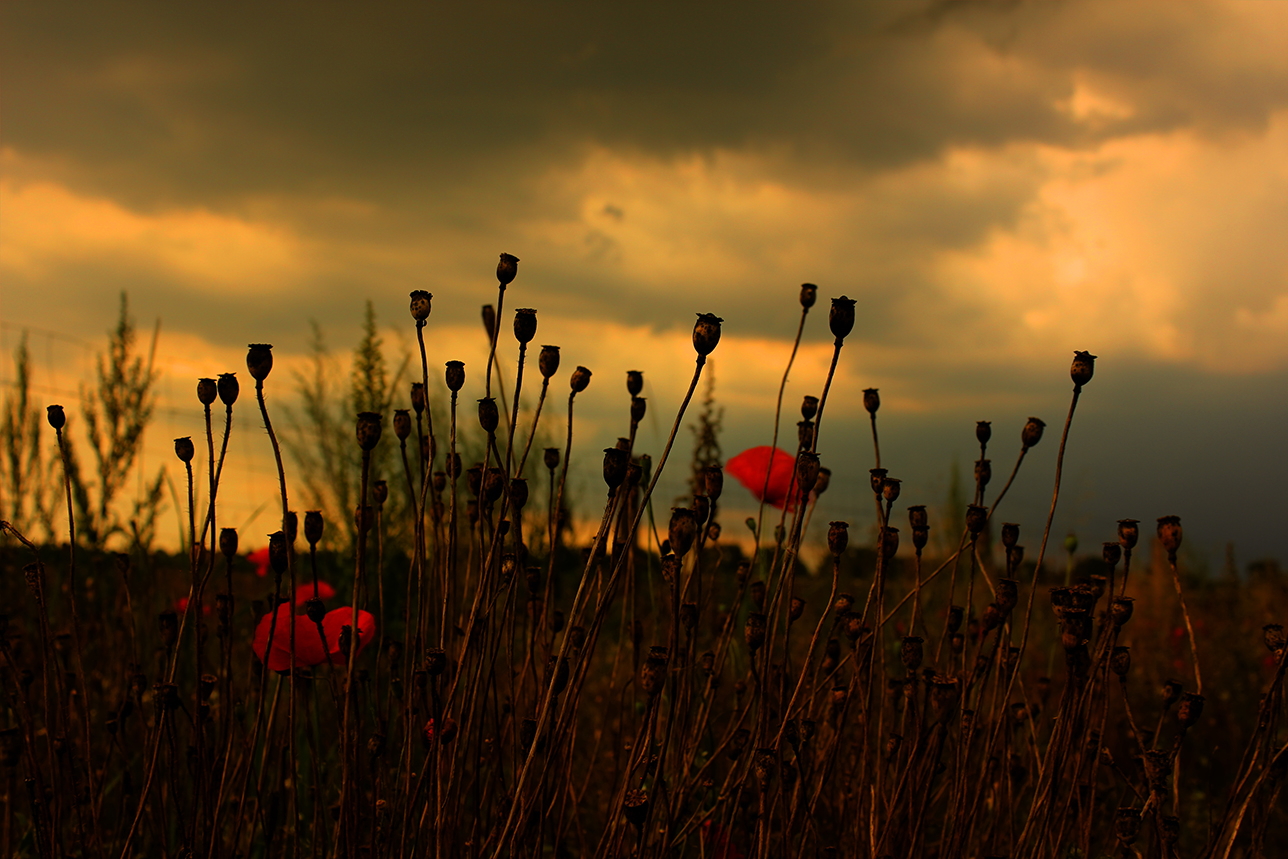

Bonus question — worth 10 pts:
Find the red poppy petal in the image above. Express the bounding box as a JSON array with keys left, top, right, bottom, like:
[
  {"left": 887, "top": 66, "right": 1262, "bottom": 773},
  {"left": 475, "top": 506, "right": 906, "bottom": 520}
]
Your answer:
[
  {"left": 248, "top": 547, "right": 271, "bottom": 578},
  {"left": 287, "top": 616, "right": 329, "bottom": 667},
  {"left": 252, "top": 605, "right": 298, "bottom": 671},
  {"left": 727, "top": 447, "right": 798, "bottom": 510},
  {"left": 320, "top": 608, "right": 377, "bottom": 664}
]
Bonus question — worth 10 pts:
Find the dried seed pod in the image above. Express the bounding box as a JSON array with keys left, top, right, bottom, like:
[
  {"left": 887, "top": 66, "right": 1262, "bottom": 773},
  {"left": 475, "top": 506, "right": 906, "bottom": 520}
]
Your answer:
[
  {"left": 372, "top": 480, "right": 388, "bottom": 506},
  {"left": 1160, "top": 816, "right": 1180, "bottom": 847},
  {"left": 816, "top": 467, "right": 833, "bottom": 494},
  {"left": 602, "top": 448, "right": 629, "bottom": 491},
  {"left": 268, "top": 531, "right": 289, "bottom": 576},
  {"left": 629, "top": 396, "right": 646, "bottom": 425},
  {"left": 981, "top": 603, "right": 1006, "bottom": 634},
  {"left": 477, "top": 399, "right": 499, "bottom": 434},
  {"left": 355, "top": 412, "right": 382, "bottom": 451},
  {"left": 833, "top": 593, "right": 854, "bottom": 614},
  {"left": 513, "top": 308, "right": 537, "bottom": 344},
  {"left": 1118, "top": 518, "right": 1139, "bottom": 550},
  {"left": 976, "top": 420, "right": 992, "bottom": 446},
  {"left": 1177, "top": 692, "right": 1204, "bottom": 728},
  {"left": 679, "top": 603, "right": 698, "bottom": 630},
  {"left": 801, "top": 395, "right": 819, "bottom": 420},
  {"left": 797, "top": 420, "right": 815, "bottom": 450},
  {"left": 754, "top": 748, "right": 777, "bottom": 787},
  {"left": 246, "top": 344, "right": 274, "bottom": 381},
  {"left": 728, "top": 728, "right": 750, "bottom": 760},
  {"left": 799, "top": 283, "right": 817, "bottom": 308},
  {"left": 881, "top": 477, "right": 901, "bottom": 504},
  {"left": 1110, "top": 597, "right": 1134, "bottom": 627},
  {"left": 704, "top": 464, "right": 723, "bottom": 501},
  {"left": 570, "top": 366, "right": 592, "bottom": 393},
  {"left": 1070, "top": 350, "right": 1096, "bottom": 387},
  {"left": 995, "top": 579, "right": 1019, "bottom": 614},
  {"left": 744, "top": 613, "right": 767, "bottom": 652},
  {"left": 668, "top": 508, "right": 698, "bottom": 558},
  {"left": 1102, "top": 541, "right": 1122, "bottom": 567},
  {"left": 218, "top": 372, "right": 239, "bottom": 406},
  {"left": 158, "top": 612, "right": 179, "bottom": 649},
  {"left": 965, "top": 504, "right": 987, "bottom": 536},
  {"left": 692, "top": 313, "right": 723, "bottom": 356},
  {"left": 496, "top": 253, "right": 519, "bottom": 286},
  {"left": 543, "top": 447, "right": 560, "bottom": 471},
  {"left": 690, "top": 494, "right": 710, "bottom": 525},
  {"left": 901, "top": 636, "right": 924, "bottom": 672},
  {"left": 974, "top": 459, "right": 991, "bottom": 492},
  {"left": 869, "top": 467, "right": 888, "bottom": 494},
  {"left": 948, "top": 606, "right": 964, "bottom": 633},
  {"left": 827, "top": 521, "right": 849, "bottom": 556},
  {"left": 1021, "top": 417, "right": 1045, "bottom": 451},
  {"left": 1157, "top": 515, "right": 1183, "bottom": 562},
  {"left": 197, "top": 377, "right": 217, "bottom": 406},
  {"left": 623, "top": 790, "right": 649, "bottom": 829},
  {"left": 640, "top": 646, "right": 668, "bottom": 697},
  {"left": 174, "top": 437, "right": 195, "bottom": 463},
  {"left": 789, "top": 597, "right": 805, "bottom": 623},
  {"left": 1264, "top": 623, "right": 1286, "bottom": 654},
  {"left": 879, "top": 526, "right": 899, "bottom": 561},
  {"left": 1143, "top": 750, "right": 1171, "bottom": 794},
  {"left": 1162, "top": 679, "right": 1183, "bottom": 708},
  {"left": 863, "top": 388, "right": 880, "bottom": 416},
  {"left": 409, "top": 290, "right": 432, "bottom": 322},
  {"left": 1110, "top": 646, "right": 1131, "bottom": 679},
  {"left": 829, "top": 296, "right": 857, "bottom": 341},
  {"left": 1001, "top": 522, "right": 1019, "bottom": 548},
  {"left": 509, "top": 478, "right": 529, "bottom": 513},
  {"left": 304, "top": 599, "right": 325, "bottom": 624},
  {"left": 795, "top": 452, "right": 820, "bottom": 495}
]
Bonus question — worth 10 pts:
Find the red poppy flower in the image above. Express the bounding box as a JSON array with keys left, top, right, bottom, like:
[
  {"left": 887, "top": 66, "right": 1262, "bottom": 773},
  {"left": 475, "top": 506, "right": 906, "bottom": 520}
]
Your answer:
[
  {"left": 726, "top": 446, "right": 798, "bottom": 510},
  {"left": 252, "top": 603, "right": 376, "bottom": 671},
  {"left": 175, "top": 595, "right": 213, "bottom": 615},
  {"left": 294, "top": 580, "right": 336, "bottom": 606},
  {"left": 247, "top": 547, "right": 271, "bottom": 578}
]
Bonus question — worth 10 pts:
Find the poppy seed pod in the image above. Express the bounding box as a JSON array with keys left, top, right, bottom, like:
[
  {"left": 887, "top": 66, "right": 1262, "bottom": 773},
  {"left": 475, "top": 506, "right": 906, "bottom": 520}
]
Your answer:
[
  {"left": 965, "top": 505, "right": 987, "bottom": 536},
  {"left": 901, "top": 636, "right": 924, "bottom": 671},
  {"left": 409, "top": 290, "right": 432, "bottom": 322},
  {"left": 976, "top": 420, "right": 991, "bottom": 446},
  {"left": 477, "top": 398, "right": 499, "bottom": 434},
  {"left": 1000, "top": 522, "right": 1019, "bottom": 549},
  {"left": 668, "top": 508, "right": 698, "bottom": 558},
  {"left": 981, "top": 603, "right": 1006, "bottom": 633},
  {"left": 691, "top": 494, "right": 710, "bottom": 526},
  {"left": 538, "top": 346, "right": 560, "bottom": 380},
  {"left": 630, "top": 396, "right": 646, "bottom": 424},
  {"left": 948, "top": 606, "right": 964, "bottom": 633},
  {"left": 570, "top": 366, "right": 592, "bottom": 393},
  {"left": 444, "top": 362, "right": 465, "bottom": 393},
  {"left": 880, "top": 526, "right": 899, "bottom": 561},
  {"left": 974, "top": 459, "right": 991, "bottom": 492},
  {"left": 391, "top": 409, "right": 411, "bottom": 442},
  {"left": 797, "top": 420, "right": 815, "bottom": 450},
  {"left": 1071, "top": 350, "right": 1096, "bottom": 387},
  {"left": 246, "top": 344, "right": 273, "bottom": 381},
  {"left": 908, "top": 505, "right": 928, "bottom": 530},
  {"left": 219, "top": 527, "right": 238, "bottom": 560},
  {"left": 640, "top": 646, "right": 668, "bottom": 697},
  {"left": 829, "top": 296, "right": 857, "bottom": 341},
  {"left": 801, "top": 395, "right": 819, "bottom": 420},
  {"left": 1162, "top": 679, "right": 1183, "bottom": 708},
  {"left": 789, "top": 597, "right": 806, "bottom": 622},
  {"left": 623, "top": 790, "right": 650, "bottom": 829},
  {"left": 1110, "top": 596, "right": 1134, "bottom": 627},
  {"left": 1118, "top": 518, "right": 1139, "bottom": 550},
  {"left": 815, "top": 467, "right": 831, "bottom": 495},
  {"left": 373, "top": 480, "right": 388, "bottom": 505},
  {"left": 913, "top": 526, "right": 929, "bottom": 551},
  {"left": 197, "top": 378, "right": 217, "bottom": 406},
  {"left": 496, "top": 252, "right": 519, "bottom": 286},
  {"left": 863, "top": 388, "right": 880, "bottom": 416},
  {"left": 513, "top": 308, "right": 537, "bottom": 343},
  {"left": 405, "top": 384, "right": 423, "bottom": 418},
  {"left": 174, "top": 437, "right": 195, "bottom": 463},
  {"left": 1110, "top": 646, "right": 1131, "bottom": 679},
  {"left": 509, "top": 478, "right": 529, "bottom": 513},
  {"left": 882, "top": 477, "right": 901, "bottom": 504},
  {"left": 704, "top": 464, "right": 723, "bottom": 501},
  {"left": 868, "top": 467, "right": 887, "bottom": 495},
  {"left": 304, "top": 511, "right": 323, "bottom": 547},
  {"left": 47, "top": 404, "right": 65, "bottom": 430},
  {"left": 268, "top": 531, "right": 288, "bottom": 576},
  {"left": 693, "top": 313, "right": 723, "bottom": 357},
  {"left": 745, "top": 613, "right": 767, "bottom": 652},
  {"left": 626, "top": 370, "right": 644, "bottom": 396},
  {"left": 356, "top": 412, "right": 382, "bottom": 451},
  {"left": 213, "top": 373, "right": 238, "bottom": 408},
  {"left": 1177, "top": 692, "right": 1204, "bottom": 728},
  {"left": 1157, "top": 516, "right": 1182, "bottom": 561},
  {"left": 828, "top": 521, "right": 849, "bottom": 556},
  {"left": 795, "top": 452, "right": 821, "bottom": 496},
  {"left": 602, "top": 448, "right": 629, "bottom": 491},
  {"left": 996, "top": 579, "right": 1019, "bottom": 614},
  {"left": 799, "top": 283, "right": 817, "bottom": 308},
  {"left": 305, "top": 598, "right": 326, "bottom": 624},
  {"left": 543, "top": 447, "right": 560, "bottom": 471}
]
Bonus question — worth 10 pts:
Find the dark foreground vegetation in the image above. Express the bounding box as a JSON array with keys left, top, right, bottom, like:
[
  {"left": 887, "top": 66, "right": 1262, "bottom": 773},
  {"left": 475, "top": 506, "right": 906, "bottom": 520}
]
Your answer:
[{"left": 1, "top": 258, "right": 1285, "bottom": 858}]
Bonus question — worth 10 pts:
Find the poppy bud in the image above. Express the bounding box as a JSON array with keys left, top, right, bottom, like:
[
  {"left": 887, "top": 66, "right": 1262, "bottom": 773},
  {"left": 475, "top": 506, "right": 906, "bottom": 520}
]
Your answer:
[
  {"left": 268, "top": 531, "right": 289, "bottom": 576},
  {"left": 630, "top": 396, "right": 646, "bottom": 424},
  {"left": 693, "top": 313, "right": 723, "bottom": 357},
  {"left": 543, "top": 447, "right": 560, "bottom": 471},
  {"left": 477, "top": 398, "right": 499, "bottom": 434},
  {"left": 965, "top": 505, "right": 987, "bottom": 536},
  {"left": 668, "top": 508, "right": 698, "bottom": 558},
  {"left": 497, "top": 253, "right": 519, "bottom": 286},
  {"left": 570, "top": 366, "right": 592, "bottom": 393},
  {"left": 47, "top": 404, "right": 65, "bottom": 430},
  {"left": 197, "top": 378, "right": 217, "bottom": 406},
  {"left": 796, "top": 452, "right": 821, "bottom": 496},
  {"left": 355, "top": 412, "right": 382, "bottom": 451},
  {"left": 373, "top": 480, "right": 388, "bottom": 506},
  {"left": 1177, "top": 692, "right": 1204, "bottom": 728},
  {"left": 799, "top": 283, "right": 817, "bottom": 308},
  {"left": 626, "top": 370, "right": 644, "bottom": 396},
  {"left": 602, "top": 448, "right": 629, "bottom": 491},
  {"left": 1000, "top": 522, "right": 1019, "bottom": 549},
  {"left": 908, "top": 505, "right": 928, "bottom": 530},
  {"left": 303, "top": 511, "right": 323, "bottom": 548},
  {"left": 828, "top": 521, "right": 849, "bottom": 556},
  {"left": 863, "top": 388, "right": 880, "bottom": 416},
  {"left": 829, "top": 296, "right": 857, "bottom": 341},
  {"left": 1157, "top": 515, "right": 1182, "bottom": 562},
  {"left": 1071, "top": 350, "right": 1096, "bottom": 387},
  {"left": 174, "top": 437, "right": 195, "bottom": 463},
  {"left": 1021, "top": 417, "right": 1045, "bottom": 450},
  {"left": 393, "top": 409, "right": 411, "bottom": 441},
  {"left": 220, "top": 527, "right": 239, "bottom": 559},
  {"left": 409, "top": 290, "right": 432, "bottom": 322},
  {"left": 246, "top": 344, "right": 273, "bottom": 382},
  {"left": 217, "top": 373, "right": 240, "bottom": 406},
  {"left": 800, "top": 395, "right": 819, "bottom": 420},
  {"left": 976, "top": 420, "right": 991, "bottom": 446},
  {"left": 745, "top": 613, "right": 767, "bottom": 652},
  {"left": 513, "top": 308, "right": 537, "bottom": 344}
]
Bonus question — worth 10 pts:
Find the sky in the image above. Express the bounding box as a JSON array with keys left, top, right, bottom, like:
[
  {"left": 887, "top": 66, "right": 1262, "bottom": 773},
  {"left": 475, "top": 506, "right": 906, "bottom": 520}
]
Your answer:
[{"left": 3, "top": 0, "right": 1288, "bottom": 567}]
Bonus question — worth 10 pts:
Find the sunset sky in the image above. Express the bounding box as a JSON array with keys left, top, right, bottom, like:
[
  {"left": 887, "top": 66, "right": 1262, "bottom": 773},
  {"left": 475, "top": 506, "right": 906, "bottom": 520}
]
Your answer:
[{"left": 4, "top": 0, "right": 1288, "bottom": 565}]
